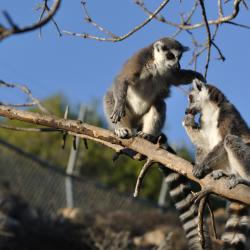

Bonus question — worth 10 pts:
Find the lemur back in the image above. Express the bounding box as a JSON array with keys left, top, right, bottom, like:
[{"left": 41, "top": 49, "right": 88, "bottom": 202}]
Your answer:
[{"left": 183, "top": 80, "right": 250, "bottom": 250}]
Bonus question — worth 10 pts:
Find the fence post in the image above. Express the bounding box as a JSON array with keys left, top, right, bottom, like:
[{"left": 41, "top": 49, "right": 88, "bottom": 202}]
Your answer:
[
  {"left": 158, "top": 177, "right": 170, "bottom": 209},
  {"left": 65, "top": 104, "right": 86, "bottom": 208}
]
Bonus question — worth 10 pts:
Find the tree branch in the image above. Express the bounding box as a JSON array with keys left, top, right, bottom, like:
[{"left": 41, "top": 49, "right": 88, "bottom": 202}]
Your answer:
[
  {"left": 63, "top": 0, "right": 170, "bottom": 42},
  {"left": 0, "top": 0, "right": 61, "bottom": 41},
  {"left": 0, "top": 105, "right": 249, "bottom": 205}
]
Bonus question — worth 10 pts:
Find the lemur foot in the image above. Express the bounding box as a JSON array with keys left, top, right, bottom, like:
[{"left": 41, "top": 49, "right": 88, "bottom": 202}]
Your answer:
[
  {"left": 211, "top": 170, "right": 226, "bottom": 180},
  {"left": 227, "top": 175, "right": 240, "bottom": 189},
  {"left": 226, "top": 174, "right": 250, "bottom": 189},
  {"left": 136, "top": 131, "right": 157, "bottom": 143},
  {"left": 114, "top": 127, "right": 131, "bottom": 138},
  {"left": 192, "top": 163, "right": 211, "bottom": 179}
]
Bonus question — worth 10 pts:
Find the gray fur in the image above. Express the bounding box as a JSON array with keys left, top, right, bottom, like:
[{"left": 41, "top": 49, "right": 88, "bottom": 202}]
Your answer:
[
  {"left": 104, "top": 37, "right": 205, "bottom": 139},
  {"left": 183, "top": 80, "right": 250, "bottom": 249}
]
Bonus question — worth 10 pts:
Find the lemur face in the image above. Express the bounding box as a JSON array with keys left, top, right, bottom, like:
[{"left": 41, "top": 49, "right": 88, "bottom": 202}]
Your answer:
[
  {"left": 185, "top": 79, "right": 209, "bottom": 115},
  {"left": 153, "top": 40, "right": 184, "bottom": 73}
]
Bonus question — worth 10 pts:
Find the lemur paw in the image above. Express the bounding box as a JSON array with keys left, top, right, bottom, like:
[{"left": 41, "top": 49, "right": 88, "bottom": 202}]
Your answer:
[
  {"left": 182, "top": 114, "right": 197, "bottom": 128},
  {"left": 136, "top": 131, "right": 157, "bottom": 143},
  {"left": 114, "top": 128, "right": 131, "bottom": 138},
  {"left": 227, "top": 175, "right": 240, "bottom": 189},
  {"left": 211, "top": 170, "right": 225, "bottom": 180},
  {"left": 110, "top": 106, "right": 125, "bottom": 124},
  {"left": 192, "top": 163, "right": 210, "bottom": 179}
]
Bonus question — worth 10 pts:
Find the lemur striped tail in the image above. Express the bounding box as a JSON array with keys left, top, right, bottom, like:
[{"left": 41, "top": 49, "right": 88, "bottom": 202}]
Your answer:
[
  {"left": 221, "top": 202, "right": 249, "bottom": 250},
  {"left": 158, "top": 139, "right": 211, "bottom": 249},
  {"left": 160, "top": 166, "right": 211, "bottom": 250}
]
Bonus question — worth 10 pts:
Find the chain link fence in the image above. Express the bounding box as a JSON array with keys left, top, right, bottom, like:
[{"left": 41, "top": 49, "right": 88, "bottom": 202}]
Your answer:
[{"left": 0, "top": 139, "right": 157, "bottom": 215}]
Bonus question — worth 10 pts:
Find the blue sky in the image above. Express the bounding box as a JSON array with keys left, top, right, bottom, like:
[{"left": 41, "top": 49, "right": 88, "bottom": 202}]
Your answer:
[{"left": 1, "top": 0, "right": 250, "bottom": 149}]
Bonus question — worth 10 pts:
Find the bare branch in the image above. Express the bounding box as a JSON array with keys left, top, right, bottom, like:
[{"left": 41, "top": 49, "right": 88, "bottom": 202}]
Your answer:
[
  {"left": 133, "top": 158, "right": 154, "bottom": 197},
  {"left": 63, "top": 0, "right": 170, "bottom": 42},
  {"left": 0, "top": 105, "right": 249, "bottom": 205},
  {"left": 0, "top": 123, "right": 60, "bottom": 132},
  {"left": 0, "top": 0, "right": 61, "bottom": 41},
  {"left": 37, "top": 0, "right": 62, "bottom": 37},
  {"left": 138, "top": 0, "right": 244, "bottom": 30},
  {"left": 197, "top": 196, "right": 207, "bottom": 248},
  {"left": 198, "top": 0, "right": 212, "bottom": 77},
  {"left": 0, "top": 80, "right": 50, "bottom": 114},
  {"left": 218, "top": 0, "right": 224, "bottom": 17}
]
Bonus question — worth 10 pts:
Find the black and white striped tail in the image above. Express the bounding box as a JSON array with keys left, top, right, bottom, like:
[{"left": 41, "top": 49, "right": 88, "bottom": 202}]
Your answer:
[
  {"left": 161, "top": 167, "right": 211, "bottom": 250},
  {"left": 221, "top": 202, "right": 249, "bottom": 250}
]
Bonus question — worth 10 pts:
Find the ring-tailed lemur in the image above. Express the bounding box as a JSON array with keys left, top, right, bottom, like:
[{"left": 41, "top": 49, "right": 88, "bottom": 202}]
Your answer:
[
  {"left": 156, "top": 136, "right": 212, "bottom": 250},
  {"left": 104, "top": 37, "right": 205, "bottom": 141},
  {"left": 183, "top": 79, "right": 250, "bottom": 250},
  {"left": 103, "top": 38, "right": 210, "bottom": 249}
]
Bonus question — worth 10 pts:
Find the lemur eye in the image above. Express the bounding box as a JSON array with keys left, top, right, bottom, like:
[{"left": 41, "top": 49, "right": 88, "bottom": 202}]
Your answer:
[
  {"left": 166, "top": 52, "right": 175, "bottom": 60},
  {"left": 162, "top": 45, "right": 168, "bottom": 51}
]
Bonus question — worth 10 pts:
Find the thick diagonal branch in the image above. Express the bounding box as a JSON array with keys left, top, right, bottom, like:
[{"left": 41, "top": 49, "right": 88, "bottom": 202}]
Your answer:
[{"left": 0, "top": 105, "right": 249, "bottom": 205}]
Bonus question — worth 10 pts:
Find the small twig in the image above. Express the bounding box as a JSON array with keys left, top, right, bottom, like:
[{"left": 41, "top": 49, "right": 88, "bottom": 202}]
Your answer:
[
  {"left": 218, "top": 0, "right": 224, "bottom": 17},
  {"left": 64, "top": 0, "right": 170, "bottom": 42},
  {"left": 198, "top": 0, "right": 212, "bottom": 78},
  {"left": 135, "top": 0, "right": 244, "bottom": 30},
  {"left": 133, "top": 158, "right": 154, "bottom": 197},
  {"left": 192, "top": 188, "right": 213, "bottom": 205},
  {"left": 225, "top": 20, "right": 250, "bottom": 29},
  {"left": 61, "top": 105, "right": 69, "bottom": 149},
  {"left": 0, "top": 0, "right": 61, "bottom": 41},
  {"left": 73, "top": 136, "right": 77, "bottom": 150},
  {"left": 0, "top": 80, "right": 50, "bottom": 114},
  {"left": 83, "top": 138, "right": 88, "bottom": 149},
  {"left": 0, "top": 101, "right": 37, "bottom": 107},
  {"left": 197, "top": 196, "right": 207, "bottom": 248},
  {"left": 207, "top": 199, "right": 218, "bottom": 240},
  {"left": 38, "top": 0, "right": 62, "bottom": 37},
  {"left": 80, "top": 1, "right": 118, "bottom": 39},
  {"left": 0, "top": 123, "right": 60, "bottom": 132}
]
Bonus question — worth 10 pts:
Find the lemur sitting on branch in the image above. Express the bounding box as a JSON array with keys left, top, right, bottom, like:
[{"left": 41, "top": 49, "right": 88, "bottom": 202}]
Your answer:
[
  {"left": 183, "top": 79, "right": 250, "bottom": 250},
  {"left": 104, "top": 38, "right": 211, "bottom": 250},
  {"left": 104, "top": 37, "right": 205, "bottom": 141}
]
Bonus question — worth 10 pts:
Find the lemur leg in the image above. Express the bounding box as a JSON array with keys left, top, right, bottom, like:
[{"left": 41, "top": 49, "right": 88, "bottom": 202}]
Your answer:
[
  {"left": 139, "top": 99, "right": 166, "bottom": 141},
  {"left": 104, "top": 90, "right": 133, "bottom": 138},
  {"left": 224, "top": 134, "right": 250, "bottom": 189}
]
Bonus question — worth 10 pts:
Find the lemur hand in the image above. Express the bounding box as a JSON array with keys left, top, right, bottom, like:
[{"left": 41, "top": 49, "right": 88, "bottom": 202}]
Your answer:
[
  {"left": 110, "top": 105, "right": 125, "bottom": 123},
  {"left": 182, "top": 114, "right": 197, "bottom": 128},
  {"left": 192, "top": 163, "right": 211, "bottom": 179}
]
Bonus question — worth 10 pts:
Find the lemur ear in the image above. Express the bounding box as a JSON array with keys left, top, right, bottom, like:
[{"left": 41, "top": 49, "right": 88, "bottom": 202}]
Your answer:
[
  {"left": 193, "top": 79, "right": 205, "bottom": 91},
  {"left": 153, "top": 41, "right": 163, "bottom": 52}
]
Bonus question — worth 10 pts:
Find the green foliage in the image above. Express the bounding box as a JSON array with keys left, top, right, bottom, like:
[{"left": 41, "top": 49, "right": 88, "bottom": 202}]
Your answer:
[{"left": 0, "top": 94, "right": 193, "bottom": 201}]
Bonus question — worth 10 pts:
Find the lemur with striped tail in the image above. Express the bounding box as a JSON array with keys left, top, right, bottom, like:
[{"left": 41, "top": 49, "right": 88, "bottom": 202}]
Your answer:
[
  {"left": 183, "top": 79, "right": 250, "bottom": 250},
  {"left": 104, "top": 38, "right": 211, "bottom": 249}
]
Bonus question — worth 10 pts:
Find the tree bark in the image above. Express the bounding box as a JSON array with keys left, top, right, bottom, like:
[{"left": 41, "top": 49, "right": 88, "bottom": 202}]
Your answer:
[{"left": 0, "top": 105, "right": 249, "bottom": 205}]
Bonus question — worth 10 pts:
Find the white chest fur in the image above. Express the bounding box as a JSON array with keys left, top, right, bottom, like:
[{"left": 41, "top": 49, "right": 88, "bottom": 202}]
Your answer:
[
  {"left": 127, "top": 86, "right": 150, "bottom": 115},
  {"left": 201, "top": 104, "right": 222, "bottom": 150}
]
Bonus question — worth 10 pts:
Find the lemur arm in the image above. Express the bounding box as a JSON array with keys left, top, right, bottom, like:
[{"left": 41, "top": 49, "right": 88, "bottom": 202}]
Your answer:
[
  {"left": 171, "top": 69, "right": 206, "bottom": 86},
  {"left": 110, "top": 79, "right": 129, "bottom": 123},
  {"left": 192, "top": 141, "right": 227, "bottom": 179},
  {"left": 182, "top": 114, "right": 203, "bottom": 146}
]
